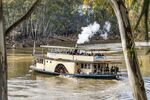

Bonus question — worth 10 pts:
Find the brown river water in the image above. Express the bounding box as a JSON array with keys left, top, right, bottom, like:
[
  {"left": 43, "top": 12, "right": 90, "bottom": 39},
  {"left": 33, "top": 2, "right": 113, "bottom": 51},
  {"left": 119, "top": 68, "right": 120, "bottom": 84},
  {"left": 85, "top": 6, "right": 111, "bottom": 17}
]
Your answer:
[{"left": 7, "top": 43, "right": 150, "bottom": 100}]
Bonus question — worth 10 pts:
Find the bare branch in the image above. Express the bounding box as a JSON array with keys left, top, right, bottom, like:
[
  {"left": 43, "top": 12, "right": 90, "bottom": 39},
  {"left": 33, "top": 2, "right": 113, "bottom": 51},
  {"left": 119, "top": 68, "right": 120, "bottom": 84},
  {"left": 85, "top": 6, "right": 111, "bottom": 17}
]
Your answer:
[{"left": 5, "top": 0, "right": 42, "bottom": 36}]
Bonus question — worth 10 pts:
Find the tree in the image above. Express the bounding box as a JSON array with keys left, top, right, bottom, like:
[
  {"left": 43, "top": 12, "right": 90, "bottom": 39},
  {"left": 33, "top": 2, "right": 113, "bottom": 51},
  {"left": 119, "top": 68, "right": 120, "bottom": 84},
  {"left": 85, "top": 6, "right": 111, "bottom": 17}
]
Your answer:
[
  {"left": 0, "top": 0, "right": 41, "bottom": 100},
  {"left": 89, "top": 0, "right": 149, "bottom": 99},
  {"left": 0, "top": 0, "right": 7, "bottom": 99},
  {"left": 109, "top": 0, "right": 148, "bottom": 99}
]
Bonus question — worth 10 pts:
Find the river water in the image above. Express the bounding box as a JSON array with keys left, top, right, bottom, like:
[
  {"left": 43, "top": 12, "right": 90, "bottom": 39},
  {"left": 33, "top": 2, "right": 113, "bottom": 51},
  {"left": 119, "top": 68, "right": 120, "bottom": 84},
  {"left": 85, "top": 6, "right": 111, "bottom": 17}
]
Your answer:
[{"left": 8, "top": 43, "right": 150, "bottom": 100}]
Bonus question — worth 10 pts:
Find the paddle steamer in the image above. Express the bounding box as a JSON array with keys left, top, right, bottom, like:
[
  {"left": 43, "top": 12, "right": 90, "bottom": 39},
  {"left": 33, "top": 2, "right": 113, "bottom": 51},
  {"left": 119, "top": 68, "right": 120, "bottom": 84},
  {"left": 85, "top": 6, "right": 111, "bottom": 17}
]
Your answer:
[{"left": 30, "top": 45, "right": 121, "bottom": 79}]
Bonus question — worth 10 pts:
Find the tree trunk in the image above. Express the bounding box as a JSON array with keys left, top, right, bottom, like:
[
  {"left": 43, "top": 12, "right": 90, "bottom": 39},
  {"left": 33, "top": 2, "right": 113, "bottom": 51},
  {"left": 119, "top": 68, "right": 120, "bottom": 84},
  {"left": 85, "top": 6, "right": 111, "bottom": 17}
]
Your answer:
[
  {"left": 110, "top": 0, "right": 147, "bottom": 100},
  {"left": 0, "top": 0, "right": 8, "bottom": 100},
  {"left": 33, "top": 41, "right": 36, "bottom": 56}
]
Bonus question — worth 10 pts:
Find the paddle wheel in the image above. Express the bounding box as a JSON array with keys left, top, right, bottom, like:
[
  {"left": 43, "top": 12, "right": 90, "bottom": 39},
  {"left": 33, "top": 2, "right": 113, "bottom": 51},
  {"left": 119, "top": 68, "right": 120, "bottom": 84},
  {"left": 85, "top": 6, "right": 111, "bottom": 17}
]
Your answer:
[{"left": 54, "top": 64, "right": 68, "bottom": 74}]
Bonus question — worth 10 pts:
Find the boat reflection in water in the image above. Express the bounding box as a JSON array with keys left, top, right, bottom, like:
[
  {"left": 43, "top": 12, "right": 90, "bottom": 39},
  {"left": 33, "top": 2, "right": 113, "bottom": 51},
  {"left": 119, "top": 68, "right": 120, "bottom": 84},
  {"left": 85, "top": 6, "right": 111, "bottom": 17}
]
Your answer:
[{"left": 30, "top": 45, "right": 122, "bottom": 79}]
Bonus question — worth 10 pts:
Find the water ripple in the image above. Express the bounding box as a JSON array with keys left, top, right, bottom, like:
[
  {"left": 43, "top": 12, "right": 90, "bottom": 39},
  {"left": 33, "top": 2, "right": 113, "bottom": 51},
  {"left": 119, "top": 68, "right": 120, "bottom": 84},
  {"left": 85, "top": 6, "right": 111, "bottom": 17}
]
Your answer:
[{"left": 8, "top": 76, "right": 150, "bottom": 100}]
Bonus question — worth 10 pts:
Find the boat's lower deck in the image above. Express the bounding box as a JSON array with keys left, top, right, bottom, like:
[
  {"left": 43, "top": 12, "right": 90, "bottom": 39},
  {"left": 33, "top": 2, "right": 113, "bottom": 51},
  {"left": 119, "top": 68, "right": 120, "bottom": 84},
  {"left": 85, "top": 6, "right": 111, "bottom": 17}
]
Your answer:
[{"left": 30, "top": 66, "right": 120, "bottom": 79}]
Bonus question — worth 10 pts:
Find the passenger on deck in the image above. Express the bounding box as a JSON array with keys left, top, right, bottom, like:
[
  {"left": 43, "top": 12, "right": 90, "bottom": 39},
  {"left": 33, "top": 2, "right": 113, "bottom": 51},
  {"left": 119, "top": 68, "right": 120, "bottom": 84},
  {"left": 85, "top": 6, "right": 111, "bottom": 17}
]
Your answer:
[
  {"left": 97, "top": 70, "right": 100, "bottom": 74},
  {"left": 100, "top": 66, "right": 103, "bottom": 74},
  {"left": 73, "top": 49, "right": 78, "bottom": 55},
  {"left": 114, "top": 66, "right": 119, "bottom": 74},
  {"left": 81, "top": 52, "right": 84, "bottom": 55},
  {"left": 93, "top": 69, "right": 97, "bottom": 74},
  {"left": 103, "top": 66, "right": 108, "bottom": 74},
  {"left": 77, "top": 68, "right": 81, "bottom": 74},
  {"left": 111, "top": 66, "right": 115, "bottom": 74},
  {"left": 32, "top": 60, "right": 36, "bottom": 65},
  {"left": 105, "top": 66, "right": 109, "bottom": 73}
]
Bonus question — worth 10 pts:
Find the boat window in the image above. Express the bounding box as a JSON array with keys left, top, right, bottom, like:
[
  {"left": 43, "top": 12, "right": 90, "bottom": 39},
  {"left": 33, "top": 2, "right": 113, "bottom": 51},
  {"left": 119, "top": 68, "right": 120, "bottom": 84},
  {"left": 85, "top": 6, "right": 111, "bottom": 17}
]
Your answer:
[
  {"left": 84, "top": 64, "right": 87, "bottom": 69},
  {"left": 98, "top": 65, "right": 100, "bottom": 69},
  {"left": 81, "top": 64, "right": 84, "bottom": 69},
  {"left": 107, "top": 63, "right": 109, "bottom": 67},
  {"left": 94, "top": 64, "right": 97, "bottom": 69},
  {"left": 87, "top": 64, "right": 90, "bottom": 69}
]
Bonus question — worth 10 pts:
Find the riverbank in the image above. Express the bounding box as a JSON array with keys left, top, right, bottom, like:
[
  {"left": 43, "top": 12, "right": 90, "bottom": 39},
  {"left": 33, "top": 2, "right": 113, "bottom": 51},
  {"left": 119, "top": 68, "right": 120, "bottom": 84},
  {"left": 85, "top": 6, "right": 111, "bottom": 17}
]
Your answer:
[
  {"left": 7, "top": 39, "right": 150, "bottom": 49},
  {"left": 81, "top": 42, "right": 150, "bottom": 48}
]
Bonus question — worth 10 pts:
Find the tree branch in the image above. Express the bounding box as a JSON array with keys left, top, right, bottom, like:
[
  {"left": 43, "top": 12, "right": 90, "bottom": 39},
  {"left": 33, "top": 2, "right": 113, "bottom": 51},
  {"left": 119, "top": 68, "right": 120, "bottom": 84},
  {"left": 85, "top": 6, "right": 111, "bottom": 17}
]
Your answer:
[{"left": 5, "top": 0, "right": 42, "bottom": 36}]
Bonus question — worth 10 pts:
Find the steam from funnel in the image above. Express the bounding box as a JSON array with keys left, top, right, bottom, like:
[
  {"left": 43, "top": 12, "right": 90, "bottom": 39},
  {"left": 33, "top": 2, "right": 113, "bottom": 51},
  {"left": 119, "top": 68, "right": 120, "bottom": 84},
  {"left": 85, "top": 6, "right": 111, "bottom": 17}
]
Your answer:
[
  {"left": 77, "top": 22, "right": 100, "bottom": 44},
  {"left": 100, "top": 21, "right": 111, "bottom": 40}
]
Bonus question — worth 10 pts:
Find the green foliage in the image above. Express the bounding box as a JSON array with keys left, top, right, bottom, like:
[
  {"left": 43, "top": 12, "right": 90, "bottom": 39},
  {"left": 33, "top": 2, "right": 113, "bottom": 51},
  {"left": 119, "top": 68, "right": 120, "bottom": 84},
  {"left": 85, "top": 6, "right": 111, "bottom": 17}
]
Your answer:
[
  {"left": 134, "top": 0, "right": 150, "bottom": 41},
  {"left": 3, "top": 0, "right": 120, "bottom": 44}
]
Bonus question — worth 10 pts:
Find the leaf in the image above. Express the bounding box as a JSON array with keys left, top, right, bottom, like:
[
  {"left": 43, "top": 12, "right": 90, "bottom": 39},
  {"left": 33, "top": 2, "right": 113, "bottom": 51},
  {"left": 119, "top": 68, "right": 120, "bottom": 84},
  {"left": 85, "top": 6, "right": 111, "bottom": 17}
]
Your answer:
[{"left": 131, "top": 0, "right": 138, "bottom": 6}]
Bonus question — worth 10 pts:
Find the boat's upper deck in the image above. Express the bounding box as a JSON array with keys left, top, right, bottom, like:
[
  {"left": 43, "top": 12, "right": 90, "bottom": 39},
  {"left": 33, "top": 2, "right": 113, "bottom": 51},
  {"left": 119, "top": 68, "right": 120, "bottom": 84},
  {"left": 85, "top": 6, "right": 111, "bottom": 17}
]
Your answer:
[
  {"left": 47, "top": 52, "right": 104, "bottom": 62},
  {"left": 41, "top": 45, "right": 110, "bottom": 62}
]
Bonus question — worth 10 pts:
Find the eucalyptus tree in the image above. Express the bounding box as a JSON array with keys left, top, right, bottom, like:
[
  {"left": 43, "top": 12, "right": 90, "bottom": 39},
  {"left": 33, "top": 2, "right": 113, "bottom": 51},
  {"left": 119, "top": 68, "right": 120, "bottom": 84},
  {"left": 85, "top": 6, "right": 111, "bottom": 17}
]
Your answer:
[
  {"left": 0, "top": 0, "right": 7, "bottom": 100},
  {"left": 109, "top": 0, "right": 148, "bottom": 99},
  {"left": 83, "top": 0, "right": 149, "bottom": 99},
  {"left": 99, "top": 0, "right": 149, "bottom": 99},
  {"left": 0, "top": 0, "right": 42, "bottom": 100}
]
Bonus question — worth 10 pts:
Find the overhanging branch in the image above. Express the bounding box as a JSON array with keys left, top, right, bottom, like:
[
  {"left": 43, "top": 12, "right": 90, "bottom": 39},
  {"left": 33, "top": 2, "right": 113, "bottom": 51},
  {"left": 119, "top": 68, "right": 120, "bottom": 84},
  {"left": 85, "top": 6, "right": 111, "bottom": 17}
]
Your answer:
[{"left": 5, "top": 0, "right": 42, "bottom": 36}]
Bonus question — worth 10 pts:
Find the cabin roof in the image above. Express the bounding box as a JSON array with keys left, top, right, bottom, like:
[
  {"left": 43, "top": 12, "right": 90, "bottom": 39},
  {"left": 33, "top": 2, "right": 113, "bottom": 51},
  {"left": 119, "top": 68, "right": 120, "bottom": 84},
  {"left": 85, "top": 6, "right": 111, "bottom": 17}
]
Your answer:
[
  {"left": 84, "top": 48, "right": 110, "bottom": 51},
  {"left": 40, "top": 45, "right": 75, "bottom": 50},
  {"left": 40, "top": 45, "right": 110, "bottom": 51}
]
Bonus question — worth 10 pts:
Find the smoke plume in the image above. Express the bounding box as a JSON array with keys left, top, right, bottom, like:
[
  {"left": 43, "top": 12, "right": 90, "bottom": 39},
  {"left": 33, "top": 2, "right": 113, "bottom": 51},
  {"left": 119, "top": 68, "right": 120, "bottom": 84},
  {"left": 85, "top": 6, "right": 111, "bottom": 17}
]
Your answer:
[
  {"left": 77, "top": 22, "right": 100, "bottom": 44},
  {"left": 100, "top": 21, "right": 111, "bottom": 40}
]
